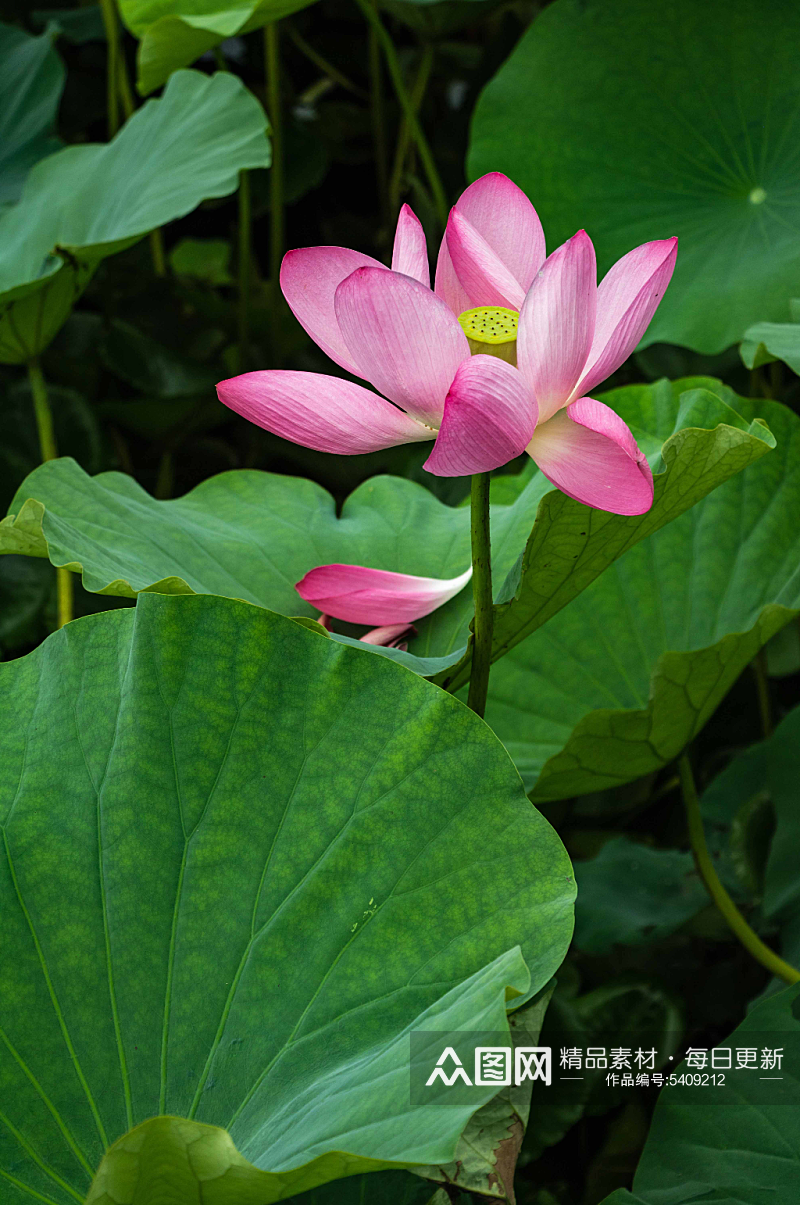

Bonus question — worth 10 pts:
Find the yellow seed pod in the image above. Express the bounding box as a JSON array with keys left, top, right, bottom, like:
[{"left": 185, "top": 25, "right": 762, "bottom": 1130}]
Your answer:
[{"left": 458, "top": 306, "right": 518, "bottom": 364}]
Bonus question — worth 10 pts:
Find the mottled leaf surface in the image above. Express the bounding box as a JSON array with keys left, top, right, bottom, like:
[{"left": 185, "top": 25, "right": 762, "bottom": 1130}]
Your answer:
[{"left": 0, "top": 594, "right": 574, "bottom": 1203}]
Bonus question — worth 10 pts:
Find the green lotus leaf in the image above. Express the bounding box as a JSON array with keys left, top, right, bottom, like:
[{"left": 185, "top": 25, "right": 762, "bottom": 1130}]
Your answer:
[
  {"left": 741, "top": 321, "right": 800, "bottom": 375},
  {"left": 413, "top": 989, "right": 554, "bottom": 1200},
  {"left": 0, "top": 554, "right": 53, "bottom": 652},
  {"left": 764, "top": 618, "right": 800, "bottom": 677},
  {"left": 31, "top": 6, "right": 107, "bottom": 43},
  {"left": 89, "top": 1125, "right": 444, "bottom": 1205},
  {"left": 572, "top": 840, "right": 708, "bottom": 956},
  {"left": 0, "top": 592, "right": 574, "bottom": 1203},
  {"left": 479, "top": 396, "right": 797, "bottom": 799},
  {"left": 169, "top": 238, "right": 234, "bottom": 286},
  {"left": 469, "top": 0, "right": 800, "bottom": 354},
  {"left": 97, "top": 319, "right": 218, "bottom": 399},
  {"left": 119, "top": 0, "right": 318, "bottom": 95},
  {"left": 0, "top": 462, "right": 486, "bottom": 678},
  {"left": 600, "top": 984, "right": 800, "bottom": 1205},
  {"left": 0, "top": 20, "right": 64, "bottom": 206},
  {"left": 0, "top": 69, "right": 270, "bottom": 364},
  {"left": 0, "top": 380, "right": 774, "bottom": 682}
]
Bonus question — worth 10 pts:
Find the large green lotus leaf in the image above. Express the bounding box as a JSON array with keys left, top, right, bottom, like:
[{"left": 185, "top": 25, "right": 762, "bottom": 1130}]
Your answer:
[
  {"left": 0, "top": 69, "right": 270, "bottom": 364},
  {"left": 0, "top": 592, "right": 574, "bottom": 1204},
  {"left": 469, "top": 0, "right": 800, "bottom": 354},
  {"left": 0, "top": 21, "right": 64, "bottom": 206},
  {"left": 600, "top": 984, "right": 800, "bottom": 1205},
  {"left": 119, "top": 0, "right": 318, "bottom": 95},
  {"left": 479, "top": 396, "right": 798, "bottom": 799},
  {"left": 0, "top": 379, "right": 774, "bottom": 682}
]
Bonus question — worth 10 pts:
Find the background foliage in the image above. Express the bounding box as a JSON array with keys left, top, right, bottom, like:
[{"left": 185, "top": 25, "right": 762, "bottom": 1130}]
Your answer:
[{"left": 2, "top": 1, "right": 800, "bottom": 1203}]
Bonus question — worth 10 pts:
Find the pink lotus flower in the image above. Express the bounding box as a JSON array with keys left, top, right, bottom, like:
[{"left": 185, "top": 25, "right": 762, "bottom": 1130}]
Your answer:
[
  {"left": 296, "top": 562, "right": 473, "bottom": 625},
  {"left": 358, "top": 622, "right": 416, "bottom": 650},
  {"left": 217, "top": 174, "right": 677, "bottom": 515}
]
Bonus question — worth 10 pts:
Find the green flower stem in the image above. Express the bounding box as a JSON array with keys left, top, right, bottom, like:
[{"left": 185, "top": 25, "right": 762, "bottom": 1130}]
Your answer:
[
  {"left": 286, "top": 25, "right": 366, "bottom": 98},
  {"left": 753, "top": 646, "right": 773, "bottom": 738},
  {"left": 100, "top": 0, "right": 167, "bottom": 277},
  {"left": 155, "top": 450, "right": 174, "bottom": 500},
  {"left": 466, "top": 472, "right": 493, "bottom": 718},
  {"left": 264, "top": 22, "right": 284, "bottom": 292},
  {"left": 354, "top": 0, "right": 448, "bottom": 229},
  {"left": 388, "top": 43, "right": 434, "bottom": 215},
  {"left": 366, "top": 9, "right": 389, "bottom": 225},
  {"left": 28, "top": 358, "right": 57, "bottom": 463},
  {"left": 237, "top": 169, "right": 252, "bottom": 372},
  {"left": 214, "top": 22, "right": 247, "bottom": 353},
  {"left": 27, "top": 359, "right": 73, "bottom": 628},
  {"left": 679, "top": 753, "right": 799, "bottom": 984},
  {"left": 149, "top": 229, "right": 167, "bottom": 277},
  {"left": 99, "top": 0, "right": 121, "bottom": 135},
  {"left": 116, "top": 37, "right": 136, "bottom": 123}
]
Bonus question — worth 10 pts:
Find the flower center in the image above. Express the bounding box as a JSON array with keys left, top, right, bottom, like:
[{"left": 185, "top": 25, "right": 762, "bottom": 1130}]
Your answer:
[{"left": 458, "top": 306, "right": 518, "bottom": 365}]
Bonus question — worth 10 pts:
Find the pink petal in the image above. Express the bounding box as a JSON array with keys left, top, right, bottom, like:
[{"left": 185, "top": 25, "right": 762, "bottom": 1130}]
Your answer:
[
  {"left": 391, "top": 204, "right": 430, "bottom": 287},
  {"left": 456, "top": 173, "right": 546, "bottom": 289},
  {"left": 359, "top": 622, "right": 416, "bottom": 647},
  {"left": 526, "top": 396, "right": 654, "bottom": 515},
  {"left": 444, "top": 209, "right": 527, "bottom": 310},
  {"left": 424, "top": 356, "right": 538, "bottom": 477},
  {"left": 516, "top": 229, "right": 597, "bottom": 424},
  {"left": 576, "top": 238, "right": 678, "bottom": 397},
  {"left": 434, "top": 173, "right": 546, "bottom": 312},
  {"left": 433, "top": 234, "right": 473, "bottom": 317},
  {"left": 296, "top": 563, "right": 473, "bottom": 625},
  {"left": 217, "top": 370, "right": 433, "bottom": 454},
  {"left": 334, "top": 267, "right": 469, "bottom": 428},
  {"left": 434, "top": 173, "right": 544, "bottom": 314},
  {"left": 280, "top": 246, "right": 387, "bottom": 375}
]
